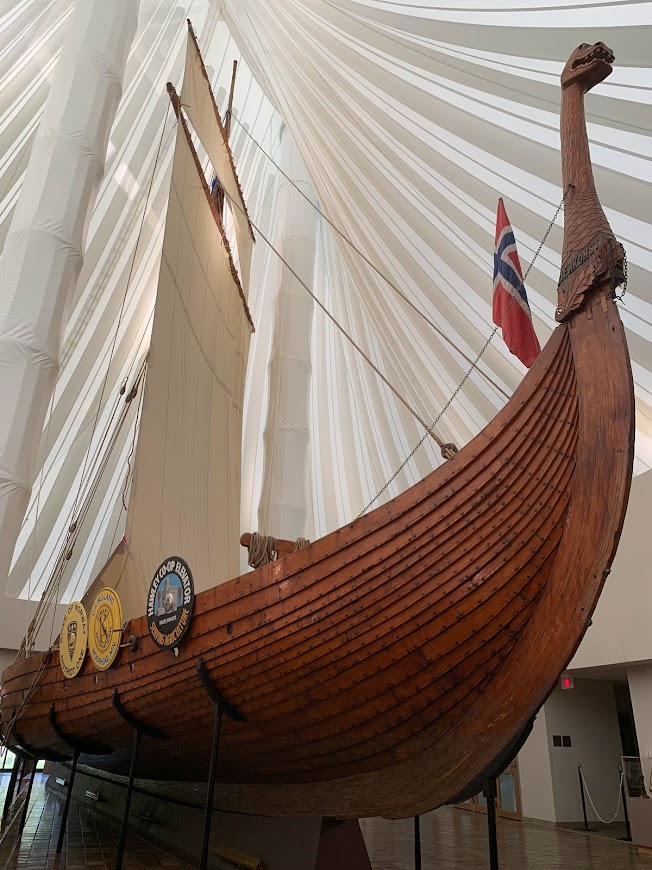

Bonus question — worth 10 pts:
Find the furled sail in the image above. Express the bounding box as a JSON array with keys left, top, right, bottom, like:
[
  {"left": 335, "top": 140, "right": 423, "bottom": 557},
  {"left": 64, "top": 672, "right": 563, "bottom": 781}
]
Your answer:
[
  {"left": 183, "top": 22, "right": 255, "bottom": 295},
  {"left": 110, "top": 77, "right": 254, "bottom": 616}
]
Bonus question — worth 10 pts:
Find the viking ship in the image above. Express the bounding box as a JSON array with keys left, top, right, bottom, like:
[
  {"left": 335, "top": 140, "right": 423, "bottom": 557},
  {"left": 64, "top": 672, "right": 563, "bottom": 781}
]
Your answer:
[{"left": 0, "top": 37, "right": 633, "bottom": 820}]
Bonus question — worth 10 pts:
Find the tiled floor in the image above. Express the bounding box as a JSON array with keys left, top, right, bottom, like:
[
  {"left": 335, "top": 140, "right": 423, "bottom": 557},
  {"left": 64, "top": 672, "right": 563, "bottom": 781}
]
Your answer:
[
  {"left": 0, "top": 774, "right": 191, "bottom": 869},
  {"left": 361, "top": 809, "right": 652, "bottom": 869},
  {"left": 1, "top": 773, "right": 651, "bottom": 869}
]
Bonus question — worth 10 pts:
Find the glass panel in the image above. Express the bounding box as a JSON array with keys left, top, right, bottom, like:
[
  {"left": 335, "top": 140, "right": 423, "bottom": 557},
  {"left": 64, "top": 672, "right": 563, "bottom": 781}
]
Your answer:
[
  {"left": 499, "top": 773, "right": 517, "bottom": 813},
  {"left": 36, "top": 760, "right": 45, "bottom": 771},
  {"left": 0, "top": 747, "right": 16, "bottom": 771},
  {"left": 476, "top": 791, "right": 487, "bottom": 807}
]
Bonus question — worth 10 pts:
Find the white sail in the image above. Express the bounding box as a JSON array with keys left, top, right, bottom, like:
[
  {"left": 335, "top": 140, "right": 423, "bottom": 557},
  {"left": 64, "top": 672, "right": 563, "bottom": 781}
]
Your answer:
[
  {"left": 182, "top": 22, "right": 255, "bottom": 296},
  {"left": 115, "top": 83, "right": 254, "bottom": 615}
]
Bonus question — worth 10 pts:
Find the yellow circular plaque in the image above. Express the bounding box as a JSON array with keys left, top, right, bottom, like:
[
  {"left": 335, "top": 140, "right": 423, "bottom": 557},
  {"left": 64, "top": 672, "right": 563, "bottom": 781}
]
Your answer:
[
  {"left": 89, "top": 587, "right": 123, "bottom": 671},
  {"left": 59, "top": 602, "right": 88, "bottom": 679}
]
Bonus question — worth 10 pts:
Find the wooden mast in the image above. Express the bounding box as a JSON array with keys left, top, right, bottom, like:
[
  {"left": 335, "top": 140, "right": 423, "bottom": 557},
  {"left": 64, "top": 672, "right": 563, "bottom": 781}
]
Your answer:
[
  {"left": 212, "top": 59, "right": 238, "bottom": 217},
  {"left": 225, "top": 60, "right": 238, "bottom": 142}
]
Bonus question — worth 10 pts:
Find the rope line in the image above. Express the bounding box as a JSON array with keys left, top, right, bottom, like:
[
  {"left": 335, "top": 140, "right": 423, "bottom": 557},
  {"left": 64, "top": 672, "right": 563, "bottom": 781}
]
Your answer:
[
  {"left": 217, "top": 167, "right": 449, "bottom": 448},
  {"left": 229, "top": 112, "right": 510, "bottom": 401},
  {"left": 16, "top": 103, "right": 172, "bottom": 661},
  {"left": 356, "top": 185, "right": 571, "bottom": 517},
  {"left": 580, "top": 767, "right": 624, "bottom": 825}
]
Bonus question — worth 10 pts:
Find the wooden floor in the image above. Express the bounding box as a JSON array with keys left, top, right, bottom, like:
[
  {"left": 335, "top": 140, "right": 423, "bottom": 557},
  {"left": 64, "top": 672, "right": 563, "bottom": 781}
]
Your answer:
[{"left": 1, "top": 774, "right": 649, "bottom": 869}]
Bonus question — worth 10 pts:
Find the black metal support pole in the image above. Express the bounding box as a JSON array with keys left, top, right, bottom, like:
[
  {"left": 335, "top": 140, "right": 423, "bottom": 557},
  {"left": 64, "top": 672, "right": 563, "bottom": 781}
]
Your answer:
[
  {"left": 578, "top": 764, "right": 590, "bottom": 832},
  {"left": 619, "top": 767, "right": 632, "bottom": 842},
  {"left": 111, "top": 691, "right": 165, "bottom": 870},
  {"left": 484, "top": 778, "right": 499, "bottom": 870},
  {"left": 200, "top": 703, "right": 222, "bottom": 870},
  {"left": 17, "top": 755, "right": 26, "bottom": 791},
  {"left": 56, "top": 749, "right": 79, "bottom": 854},
  {"left": 2, "top": 752, "right": 21, "bottom": 822},
  {"left": 414, "top": 815, "right": 421, "bottom": 870},
  {"left": 115, "top": 729, "right": 141, "bottom": 870},
  {"left": 196, "top": 659, "right": 245, "bottom": 870},
  {"left": 18, "top": 760, "right": 37, "bottom": 834}
]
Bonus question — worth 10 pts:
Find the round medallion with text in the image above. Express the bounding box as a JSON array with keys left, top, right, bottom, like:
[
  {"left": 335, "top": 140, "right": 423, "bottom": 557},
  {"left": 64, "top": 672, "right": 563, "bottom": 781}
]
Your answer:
[
  {"left": 147, "top": 557, "right": 194, "bottom": 649},
  {"left": 89, "top": 587, "right": 122, "bottom": 671},
  {"left": 59, "top": 602, "right": 88, "bottom": 679}
]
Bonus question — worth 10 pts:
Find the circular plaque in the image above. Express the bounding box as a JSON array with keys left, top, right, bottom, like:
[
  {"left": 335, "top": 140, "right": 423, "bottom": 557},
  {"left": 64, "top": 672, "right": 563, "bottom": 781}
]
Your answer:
[
  {"left": 59, "top": 602, "right": 88, "bottom": 679},
  {"left": 89, "top": 587, "right": 123, "bottom": 671},
  {"left": 147, "top": 557, "right": 194, "bottom": 649}
]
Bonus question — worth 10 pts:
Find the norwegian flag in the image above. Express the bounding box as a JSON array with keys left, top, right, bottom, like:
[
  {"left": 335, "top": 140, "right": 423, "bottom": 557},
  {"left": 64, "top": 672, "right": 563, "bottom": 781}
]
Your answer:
[{"left": 492, "top": 198, "right": 541, "bottom": 368}]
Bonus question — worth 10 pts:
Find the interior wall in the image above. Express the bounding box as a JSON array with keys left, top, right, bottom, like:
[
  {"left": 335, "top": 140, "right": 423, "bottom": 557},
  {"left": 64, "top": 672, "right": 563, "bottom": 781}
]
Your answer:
[
  {"left": 544, "top": 680, "right": 624, "bottom": 824},
  {"left": 571, "top": 469, "right": 652, "bottom": 670},
  {"left": 627, "top": 664, "right": 652, "bottom": 797},
  {"left": 0, "top": 648, "right": 16, "bottom": 674},
  {"left": 518, "top": 710, "right": 557, "bottom": 822}
]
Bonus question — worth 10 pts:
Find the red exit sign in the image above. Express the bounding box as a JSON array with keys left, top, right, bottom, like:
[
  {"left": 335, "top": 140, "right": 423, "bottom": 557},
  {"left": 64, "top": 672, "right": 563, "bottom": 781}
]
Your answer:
[{"left": 561, "top": 675, "right": 575, "bottom": 690}]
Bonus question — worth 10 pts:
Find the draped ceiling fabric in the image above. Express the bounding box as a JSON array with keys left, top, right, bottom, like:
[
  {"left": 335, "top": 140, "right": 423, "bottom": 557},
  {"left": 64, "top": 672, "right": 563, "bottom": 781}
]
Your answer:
[{"left": 0, "top": 0, "right": 650, "bottom": 644}]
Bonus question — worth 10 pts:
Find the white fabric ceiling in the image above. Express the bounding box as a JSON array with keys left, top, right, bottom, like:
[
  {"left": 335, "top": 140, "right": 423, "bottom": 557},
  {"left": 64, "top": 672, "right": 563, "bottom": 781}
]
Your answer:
[{"left": 0, "top": 0, "right": 650, "bottom": 639}]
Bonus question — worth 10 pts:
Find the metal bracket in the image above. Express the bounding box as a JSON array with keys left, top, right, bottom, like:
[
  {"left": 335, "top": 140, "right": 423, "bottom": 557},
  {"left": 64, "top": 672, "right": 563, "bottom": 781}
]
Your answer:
[
  {"left": 197, "top": 659, "right": 245, "bottom": 722},
  {"left": 49, "top": 705, "right": 113, "bottom": 756},
  {"left": 112, "top": 690, "right": 167, "bottom": 740},
  {"left": 11, "top": 726, "right": 69, "bottom": 762}
]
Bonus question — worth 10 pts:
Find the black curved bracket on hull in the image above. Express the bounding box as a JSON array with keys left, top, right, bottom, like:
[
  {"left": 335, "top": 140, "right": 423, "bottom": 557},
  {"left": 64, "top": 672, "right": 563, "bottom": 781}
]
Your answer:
[
  {"left": 112, "top": 690, "right": 167, "bottom": 870},
  {"left": 197, "top": 658, "right": 246, "bottom": 722},
  {"left": 49, "top": 705, "right": 113, "bottom": 756},
  {"left": 196, "top": 658, "right": 245, "bottom": 870},
  {"left": 447, "top": 716, "right": 535, "bottom": 805},
  {"left": 112, "top": 690, "right": 167, "bottom": 740},
  {"left": 10, "top": 726, "right": 69, "bottom": 763}
]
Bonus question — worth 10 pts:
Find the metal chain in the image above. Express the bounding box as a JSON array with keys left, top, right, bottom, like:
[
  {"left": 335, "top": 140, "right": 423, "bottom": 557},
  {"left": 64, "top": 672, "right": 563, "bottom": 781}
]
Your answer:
[{"left": 357, "top": 186, "right": 571, "bottom": 519}]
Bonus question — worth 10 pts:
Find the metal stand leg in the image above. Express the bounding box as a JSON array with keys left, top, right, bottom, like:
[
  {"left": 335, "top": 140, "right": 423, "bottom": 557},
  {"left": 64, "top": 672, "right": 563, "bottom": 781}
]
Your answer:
[
  {"left": 56, "top": 749, "right": 79, "bottom": 854},
  {"left": 484, "top": 778, "right": 499, "bottom": 870},
  {"left": 48, "top": 705, "right": 112, "bottom": 855},
  {"left": 18, "top": 760, "right": 37, "bottom": 834},
  {"left": 619, "top": 766, "right": 632, "bottom": 842},
  {"left": 2, "top": 752, "right": 22, "bottom": 822},
  {"left": 17, "top": 755, "right": 26, "bottom": 791},
  {"left": 577, "top": 763, "right": 592, "bottom": 832},
  {"left": 111, "top": 691, "right": 165, "bottom": 870},
  {"left": 197, "top": 659, "right": 245, "bottom": 870},
  {"left": 414, "top": 815, "right": 421, "bottom": 870},
  {"left": 200, "top": 704, "right": 222, "bottom": 870},
  {"left": 115, "top": 730, "right": 141, "bottom": 870}
]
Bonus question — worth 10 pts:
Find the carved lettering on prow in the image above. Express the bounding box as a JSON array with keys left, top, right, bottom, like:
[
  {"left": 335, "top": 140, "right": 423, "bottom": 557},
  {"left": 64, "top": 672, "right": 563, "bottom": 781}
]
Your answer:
[{"left": 555, "top": 233, "right": 624, "bottom": 322}]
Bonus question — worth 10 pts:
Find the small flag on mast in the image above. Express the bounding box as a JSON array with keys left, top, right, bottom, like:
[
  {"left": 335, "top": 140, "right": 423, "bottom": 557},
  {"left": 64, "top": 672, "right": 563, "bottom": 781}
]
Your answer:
[{"left": 493, "top": 198, "right": 541, "bottom": 368}]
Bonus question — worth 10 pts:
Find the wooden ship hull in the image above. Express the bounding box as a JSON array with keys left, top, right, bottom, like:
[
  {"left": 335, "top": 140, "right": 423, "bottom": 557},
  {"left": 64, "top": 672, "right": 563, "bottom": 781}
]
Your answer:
[
  {"left": 0, "top": 296, "right": 633, "bottom": 819},
  {"left": 0, "top": 39, "right": 634, "bottom": 820}
]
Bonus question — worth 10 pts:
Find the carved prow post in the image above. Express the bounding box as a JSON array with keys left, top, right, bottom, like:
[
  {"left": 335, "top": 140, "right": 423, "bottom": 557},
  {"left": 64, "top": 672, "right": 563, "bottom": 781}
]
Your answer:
[{"left": 556, "top": 42, "right": 624, "bottom": 321}]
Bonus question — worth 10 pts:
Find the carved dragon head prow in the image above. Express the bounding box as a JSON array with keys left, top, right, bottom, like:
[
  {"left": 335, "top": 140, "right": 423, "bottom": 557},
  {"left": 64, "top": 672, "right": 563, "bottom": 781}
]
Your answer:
[
  {"left": 555, "top": 41, "right": 623, "bottom": 322},
  {"left": 561, "top": 42, "right": 615, "bottom": 91}
]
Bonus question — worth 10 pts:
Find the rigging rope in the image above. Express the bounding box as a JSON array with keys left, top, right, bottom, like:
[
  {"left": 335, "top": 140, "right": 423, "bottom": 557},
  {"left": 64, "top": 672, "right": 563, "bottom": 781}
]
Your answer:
[
  {"left": 229, "top": 112, "right": 510, "bottom": 401},
  {"left": 221, "top": 180, "right": 452, "bottom": 451},
  {"left": 356, "top": 185, "right": 571, "bottom": 517},
  {"left": 15, "top": 103, "right": 172, "bottom": 661},
  {"left": 247, "top": 532, "right": 278, "bottom": 568}
]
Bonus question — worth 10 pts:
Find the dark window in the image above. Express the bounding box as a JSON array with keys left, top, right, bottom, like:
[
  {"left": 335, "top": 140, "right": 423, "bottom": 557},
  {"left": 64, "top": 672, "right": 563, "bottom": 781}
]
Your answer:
[
  {"left": 553, "top": 735, "right": 562, "bottom": 747},
  {"left": 562, "top": 735, "right": 572, "bottom": 747}
]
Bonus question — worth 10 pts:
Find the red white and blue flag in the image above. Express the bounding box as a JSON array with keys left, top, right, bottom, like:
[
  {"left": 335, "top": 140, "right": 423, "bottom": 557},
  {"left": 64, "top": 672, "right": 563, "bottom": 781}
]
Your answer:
[{"left": 492, "top": 198, "right": 540, "bottom": 368}]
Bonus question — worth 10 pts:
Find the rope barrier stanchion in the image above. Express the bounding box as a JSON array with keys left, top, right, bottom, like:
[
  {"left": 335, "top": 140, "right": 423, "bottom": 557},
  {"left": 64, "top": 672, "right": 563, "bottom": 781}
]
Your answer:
[
  {"left": 618, "top": 765, "right": 632, "bottom": 841},
  {"left": 576, "top": 763, "right": 594, "bottom": 832},
  {"left": 576, "top": 763, "right": 624, "bottom": 831}
]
